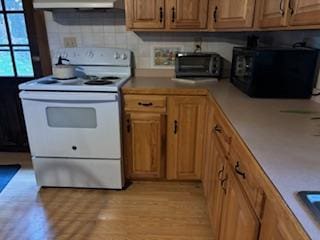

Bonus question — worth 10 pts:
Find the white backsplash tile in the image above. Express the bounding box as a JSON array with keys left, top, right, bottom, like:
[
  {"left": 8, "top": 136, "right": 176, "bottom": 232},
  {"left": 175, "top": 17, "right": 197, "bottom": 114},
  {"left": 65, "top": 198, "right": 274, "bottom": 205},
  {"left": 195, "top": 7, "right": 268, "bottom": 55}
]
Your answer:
[
  {"left": 44, "top": 10, "right": 247, "bottom": 68},
  {"left": 44, "top": 10, "right": 320, "bottom": 72}
]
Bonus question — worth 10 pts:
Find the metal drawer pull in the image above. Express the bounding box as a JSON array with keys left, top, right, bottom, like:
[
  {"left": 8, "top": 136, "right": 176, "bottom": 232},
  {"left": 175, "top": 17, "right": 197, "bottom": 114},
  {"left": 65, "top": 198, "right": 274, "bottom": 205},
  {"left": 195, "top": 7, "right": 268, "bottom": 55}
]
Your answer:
[
  {"left": 138, "top": 102, "right": 153, "bottom": 107},
  {"left": 126, "top": 118, "right": 131, "bottom": 133},
  {"left": 213, "top": 6, "right": 218, "bottom": 23},
  {"left": 279, "top": 0, "right": 285, "bottom": 16},
  {"left": 214, "top": 124, "right": 222, "bottom": 133},
  {"left": 289, "top": 0, "right": 295, "bottom": 15},
  {"left": 174, "top": 120, "right": 178, "bottom": 134},
  {"left": 221, "top": 177, "right": 228, "bottom": 194},
  {"left": 172, "top": 7, "right": 176, "bottom": 23},
  {"left": 160, "top": 7, "right": 163, "bottom": 23},
  {"left": 235, "top": 161, "right": 246, "bottom": 179},
  {"left": 218, "top": 166, "right": 224, "bottom": 180}
]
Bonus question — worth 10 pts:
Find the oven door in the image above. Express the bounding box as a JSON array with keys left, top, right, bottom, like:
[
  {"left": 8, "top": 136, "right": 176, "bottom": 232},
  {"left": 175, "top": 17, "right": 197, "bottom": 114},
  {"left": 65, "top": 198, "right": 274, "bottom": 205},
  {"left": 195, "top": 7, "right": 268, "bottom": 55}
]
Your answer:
[{"left": 20, "top": 91, "right": 121, "bottom": 159}]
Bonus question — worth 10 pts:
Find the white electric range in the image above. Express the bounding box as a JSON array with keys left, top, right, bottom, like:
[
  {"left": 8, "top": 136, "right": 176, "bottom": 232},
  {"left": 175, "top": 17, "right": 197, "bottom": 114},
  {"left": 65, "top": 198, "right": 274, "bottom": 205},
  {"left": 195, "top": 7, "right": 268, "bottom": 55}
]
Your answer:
[{"left": 19, "top": 48, "right": 132, "bottom": 189}]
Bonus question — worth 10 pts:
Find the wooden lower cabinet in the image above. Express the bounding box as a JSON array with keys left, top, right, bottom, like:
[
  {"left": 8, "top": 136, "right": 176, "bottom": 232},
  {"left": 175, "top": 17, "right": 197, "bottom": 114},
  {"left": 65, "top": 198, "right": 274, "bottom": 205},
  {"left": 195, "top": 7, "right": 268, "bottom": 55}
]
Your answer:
[
  {"left": 259, "top": 200, "right": 306, "bottom": 240},
  {"left": 219, "top": 164, "right": 260, "bottom": 240},
  {"left": 125, "top": 113, "right": 166, "bottom": 179},
  {"left": 167, "top": 96, "right": 207, "bottom": 180},
  {"left": 124, "top": 94, "right": 207, "bottom": 180},
  {"left": 207, "top": 143, "right": 227, "bottom": 240}
]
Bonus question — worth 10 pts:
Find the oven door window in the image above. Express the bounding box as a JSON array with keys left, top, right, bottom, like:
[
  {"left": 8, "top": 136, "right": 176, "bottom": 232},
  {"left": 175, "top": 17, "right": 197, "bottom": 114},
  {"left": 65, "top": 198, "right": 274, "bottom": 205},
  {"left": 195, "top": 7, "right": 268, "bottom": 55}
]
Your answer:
[
  {"left": 178, "top": 56, "right": 211, "bottom": 73},
  {"left": 46, "top": 107, "right": 97, "bottom": 128}
]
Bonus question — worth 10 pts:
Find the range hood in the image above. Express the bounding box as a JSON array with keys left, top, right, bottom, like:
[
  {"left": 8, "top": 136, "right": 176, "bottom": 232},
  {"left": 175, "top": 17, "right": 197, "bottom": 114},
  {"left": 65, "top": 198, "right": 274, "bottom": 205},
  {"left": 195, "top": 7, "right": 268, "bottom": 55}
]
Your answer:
[{"left": 33, "top": 0, "right": 119, "bottom": 9}]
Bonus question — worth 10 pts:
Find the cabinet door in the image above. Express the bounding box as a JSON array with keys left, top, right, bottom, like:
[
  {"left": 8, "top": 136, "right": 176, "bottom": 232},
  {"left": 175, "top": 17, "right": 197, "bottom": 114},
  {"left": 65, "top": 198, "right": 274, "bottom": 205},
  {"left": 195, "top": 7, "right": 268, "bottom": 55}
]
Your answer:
[
  {"left": 202, "top": 103, "right": 215, "bottom": 197},
  {"left": 209, "top": 0, "right": 256, "bottom": 29},
  {"left": 219, "top": 166, "right": 260, "bottom": 240},
  {"left": 125, "top": 0, "right": 165, "bottom": 29},
  {"left": 125, "top": 113, "right": 165, "bottom": 179},
  {"left": 167, "top": 0, "right": 209, "bottom": 29},
  {"left": 258, "top": 0, "right": 289, "bottom": 28},
  {"left": 259, "top": 200, "right": 307, "bottom": 240},
  {"left": 207, "top": 143, "right": 227, "bottom": 240},
  {"left": 288, "top": 0, "right": 320, "bottom": 26},
  {"left": 167, "top": 96, "right": 207, "bottom": 180}
]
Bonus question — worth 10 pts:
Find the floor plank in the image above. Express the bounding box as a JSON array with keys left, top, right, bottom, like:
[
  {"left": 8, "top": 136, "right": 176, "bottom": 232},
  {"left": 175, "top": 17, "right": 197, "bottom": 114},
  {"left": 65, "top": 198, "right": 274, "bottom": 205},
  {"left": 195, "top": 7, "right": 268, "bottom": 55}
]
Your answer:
[{"left": 0, "top": 153, "right": 213, "bottom": 240}]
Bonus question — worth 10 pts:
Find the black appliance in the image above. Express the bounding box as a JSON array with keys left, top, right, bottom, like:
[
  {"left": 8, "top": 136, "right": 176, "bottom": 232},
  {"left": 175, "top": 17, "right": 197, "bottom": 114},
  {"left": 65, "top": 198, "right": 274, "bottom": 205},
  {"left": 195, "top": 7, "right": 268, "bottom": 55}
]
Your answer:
[
  {"left": 231, "top": 47, "right": 319, "bottom": 98},
  {"left": 175, "top": 52, "right": 222, "bottom": 78}
]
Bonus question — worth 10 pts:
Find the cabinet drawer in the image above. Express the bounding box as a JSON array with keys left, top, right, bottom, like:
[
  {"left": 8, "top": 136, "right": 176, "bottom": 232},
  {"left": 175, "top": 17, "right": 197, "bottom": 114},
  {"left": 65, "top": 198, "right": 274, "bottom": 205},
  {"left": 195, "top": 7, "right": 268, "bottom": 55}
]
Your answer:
[
  {"left": 213, "top": 108, "right": 232, "bottom": 155},
  {"left": 124, "top": 95, "right": 167, "bottom": 113},
  {"left": 229, "top": 137, "right": 265, "bottom": 219}
]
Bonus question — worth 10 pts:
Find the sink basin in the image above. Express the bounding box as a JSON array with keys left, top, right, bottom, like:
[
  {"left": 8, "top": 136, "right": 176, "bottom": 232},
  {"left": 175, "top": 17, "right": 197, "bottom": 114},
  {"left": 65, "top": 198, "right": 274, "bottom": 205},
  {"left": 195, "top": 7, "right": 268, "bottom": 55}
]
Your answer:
[{"left": 298, "top": 191, "right": 320, "bottom": 223}]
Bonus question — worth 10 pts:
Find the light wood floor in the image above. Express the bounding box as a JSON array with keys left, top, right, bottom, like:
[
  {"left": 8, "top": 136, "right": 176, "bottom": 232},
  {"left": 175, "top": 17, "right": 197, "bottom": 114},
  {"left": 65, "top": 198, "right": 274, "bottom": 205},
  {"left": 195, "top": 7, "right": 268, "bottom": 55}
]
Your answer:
[{"left": 0, "top": 153, "right": 213, "bottom": 240}]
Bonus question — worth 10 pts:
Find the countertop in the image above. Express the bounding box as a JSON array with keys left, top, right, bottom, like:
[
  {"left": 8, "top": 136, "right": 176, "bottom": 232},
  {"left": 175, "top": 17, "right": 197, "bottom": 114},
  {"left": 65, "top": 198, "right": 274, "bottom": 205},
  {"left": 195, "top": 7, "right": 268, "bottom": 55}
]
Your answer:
[{"left": 122, "top": 77, "right": 320, "bottom": 239}]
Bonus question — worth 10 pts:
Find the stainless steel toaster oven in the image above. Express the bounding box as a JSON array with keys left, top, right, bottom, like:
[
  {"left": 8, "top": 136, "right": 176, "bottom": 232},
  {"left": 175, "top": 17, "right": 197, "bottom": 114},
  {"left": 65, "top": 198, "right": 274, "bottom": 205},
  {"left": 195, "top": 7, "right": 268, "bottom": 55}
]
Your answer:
[{"left": 175, "top": 52, "right": 222, "bottom": 78}]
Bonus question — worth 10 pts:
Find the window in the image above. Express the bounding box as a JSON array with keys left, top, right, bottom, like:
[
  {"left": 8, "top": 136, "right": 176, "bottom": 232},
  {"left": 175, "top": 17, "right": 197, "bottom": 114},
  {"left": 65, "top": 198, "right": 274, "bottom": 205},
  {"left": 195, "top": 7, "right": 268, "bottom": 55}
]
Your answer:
[{"left": 0, "top": 0, "right": 34, "bottom": 77}]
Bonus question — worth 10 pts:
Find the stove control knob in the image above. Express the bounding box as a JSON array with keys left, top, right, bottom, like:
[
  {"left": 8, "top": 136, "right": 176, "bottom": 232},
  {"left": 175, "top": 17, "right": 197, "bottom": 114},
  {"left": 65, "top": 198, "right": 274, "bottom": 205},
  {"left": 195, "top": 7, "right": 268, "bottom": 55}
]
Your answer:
[
  {"left": 121, "top": 53, "right": 128, "bottom": 60},
  {"left": 114, "top": 52, "right": 120, "bottom": 60}
]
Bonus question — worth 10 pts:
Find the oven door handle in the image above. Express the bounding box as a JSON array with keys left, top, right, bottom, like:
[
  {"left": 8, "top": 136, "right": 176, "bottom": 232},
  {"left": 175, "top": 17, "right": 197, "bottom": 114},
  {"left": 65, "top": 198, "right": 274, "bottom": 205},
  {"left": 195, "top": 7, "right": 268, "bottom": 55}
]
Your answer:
[{"left": 19, "top": 91, "right": 118, "bottom": 102}]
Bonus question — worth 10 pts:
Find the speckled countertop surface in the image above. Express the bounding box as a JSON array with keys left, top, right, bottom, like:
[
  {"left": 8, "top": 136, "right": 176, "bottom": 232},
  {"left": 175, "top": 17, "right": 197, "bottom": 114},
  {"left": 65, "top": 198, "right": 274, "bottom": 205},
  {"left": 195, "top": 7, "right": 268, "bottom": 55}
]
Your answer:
[{"left": 123, "top": 77, "right": 320, "bottom": 239}]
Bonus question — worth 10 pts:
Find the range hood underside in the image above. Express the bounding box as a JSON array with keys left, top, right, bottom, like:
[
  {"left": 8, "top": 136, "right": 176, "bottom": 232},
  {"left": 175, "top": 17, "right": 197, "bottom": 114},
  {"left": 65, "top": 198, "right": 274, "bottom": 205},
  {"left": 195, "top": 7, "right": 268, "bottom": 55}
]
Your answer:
[{"left": 33, "top": 0, "right": 118, "bottom": 9}]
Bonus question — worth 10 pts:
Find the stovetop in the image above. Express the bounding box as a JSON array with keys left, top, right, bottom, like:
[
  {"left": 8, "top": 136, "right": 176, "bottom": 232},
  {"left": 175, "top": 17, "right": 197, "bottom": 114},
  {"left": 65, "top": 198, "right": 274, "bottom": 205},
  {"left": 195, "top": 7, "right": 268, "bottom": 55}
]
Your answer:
[
  {"left": 18, "top": 47, "right": 133, "bottom": 93},
  {"left": 19, "top": 74, "right": 131, "bottom": 92}
]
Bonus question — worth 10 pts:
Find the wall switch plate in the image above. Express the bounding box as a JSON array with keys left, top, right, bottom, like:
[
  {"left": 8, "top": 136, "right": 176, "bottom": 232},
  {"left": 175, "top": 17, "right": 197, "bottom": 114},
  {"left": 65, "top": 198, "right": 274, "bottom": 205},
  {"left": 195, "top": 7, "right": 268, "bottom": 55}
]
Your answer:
[{"left": 63, "top": 37, "right": 77, "bottom": 48}]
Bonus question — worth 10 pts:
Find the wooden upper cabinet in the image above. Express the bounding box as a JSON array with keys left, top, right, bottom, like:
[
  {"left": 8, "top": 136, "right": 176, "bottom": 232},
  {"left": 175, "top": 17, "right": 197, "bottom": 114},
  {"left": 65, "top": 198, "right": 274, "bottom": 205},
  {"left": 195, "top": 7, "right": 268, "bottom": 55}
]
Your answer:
[
  {"left": 209, "top": 0, "right": 256, "bottom": 29},
  {"left": 125, "top": 0, "right": 165, "bottom": 29},
  {"left": 219, "top": 165, "right": 260, "bottom": 240},
  {"left": 167, "top": 0, "right": 209, "bottom": 29},
  {"left": 125, "top": 113, "right": 165, "bottom": 179},
  {"left": 259, "top": 200, "right": 307, "bottom": 240},
  {"left": 258, "top": 0, "right": 289, "bottom": 28},
  {"left": 167, "top": 96, "right": 207, "bottom": 180},
  {"left": 288, "top": 0, "right": 320, "bottom": 26}
]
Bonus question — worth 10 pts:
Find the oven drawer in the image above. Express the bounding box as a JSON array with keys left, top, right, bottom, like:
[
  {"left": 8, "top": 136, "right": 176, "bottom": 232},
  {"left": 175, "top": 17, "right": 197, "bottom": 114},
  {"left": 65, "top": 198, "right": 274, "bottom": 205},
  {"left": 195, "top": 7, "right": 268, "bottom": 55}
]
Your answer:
[
  {"left": 32, "top": 157, "right": 123, "bottom": 189},
  {"left": 124, "top": 95, "right": 167, "bottom": 113},
  {"left": 20, "top": 91, "right": 121, "bottom": 159}
]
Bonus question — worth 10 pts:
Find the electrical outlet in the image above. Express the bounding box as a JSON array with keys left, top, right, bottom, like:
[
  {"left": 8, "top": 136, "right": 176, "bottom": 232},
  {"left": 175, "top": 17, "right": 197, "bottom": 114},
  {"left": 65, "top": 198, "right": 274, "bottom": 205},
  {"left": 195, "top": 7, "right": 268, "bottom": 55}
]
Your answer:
[
  {"left": 63, "top": 37, "right": 77, "bottom": 48},
  {"left": 194, "top": 37, "right": 203, "bottom": 52}
]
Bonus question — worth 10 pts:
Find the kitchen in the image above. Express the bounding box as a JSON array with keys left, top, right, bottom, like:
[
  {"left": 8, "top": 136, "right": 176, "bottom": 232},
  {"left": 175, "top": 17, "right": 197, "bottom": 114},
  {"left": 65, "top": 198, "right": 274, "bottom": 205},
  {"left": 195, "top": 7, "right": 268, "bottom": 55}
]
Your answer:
[{"left": 0, "top": 0, "right": 320, "bottom": 239}]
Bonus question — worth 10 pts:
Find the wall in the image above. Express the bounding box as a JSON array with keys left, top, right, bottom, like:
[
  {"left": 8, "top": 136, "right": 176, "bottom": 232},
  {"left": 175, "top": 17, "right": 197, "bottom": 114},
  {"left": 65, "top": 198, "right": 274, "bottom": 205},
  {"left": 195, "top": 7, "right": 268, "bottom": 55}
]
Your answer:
[
  {"left": 44, "top": 9, "right": 247, "bottom": 68},
  {"left": 44, "top": 9, "right": 320, "bottom": 102}
]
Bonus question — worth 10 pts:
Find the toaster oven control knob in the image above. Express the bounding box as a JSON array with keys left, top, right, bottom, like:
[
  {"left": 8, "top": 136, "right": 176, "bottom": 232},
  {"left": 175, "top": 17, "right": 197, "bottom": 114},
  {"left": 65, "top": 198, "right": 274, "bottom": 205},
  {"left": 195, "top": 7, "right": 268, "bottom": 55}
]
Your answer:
[
  {"left": 121, "top": 53, "right": 127, "bottom": 60},
  {"left": 114, "top": 52, "right": 120, "bottom": 60}
]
